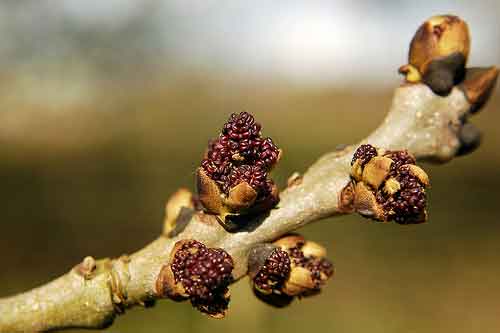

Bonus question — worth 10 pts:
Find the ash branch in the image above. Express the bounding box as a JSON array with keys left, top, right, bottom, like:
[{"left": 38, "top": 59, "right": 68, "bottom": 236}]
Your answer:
[{"left": 0, "top": 14, "right": 498, "bottom": 333}]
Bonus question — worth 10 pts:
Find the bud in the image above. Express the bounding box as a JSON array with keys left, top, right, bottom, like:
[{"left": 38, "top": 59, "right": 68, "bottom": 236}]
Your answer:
[
  {"left": 399, "top": 15, "right": 470, "bottom": 96},
  {"left": 459, "top": 67, "right": 499, "bottom": 113},
  {"left": 457, "top": 123, "right": 482, "bottom": 157},
  {"left": 156, "top": 240, "right": 234, "bottom": 318},
  {"left": 197, "top": 112, "right": 281, "bottom": 224},
  {"left": 351, "top": 144, "right": 379, "bottom": 167},
  {"left": 163, "top": 188, "right": 194, "bottom": 236},
  {"left": 350, "top": 144, "right": 430, "bottom": 224},
  {"left": 384, "top": 150, "right": 417, "bottom": 175},
  {"left": 281, "top": 237, "right": 334, "bottom": 297},
  {"left": 248, "top": 235, "right": 334, "bottom": 306},
  {"left": 75, "top": 256, "right": 96, "bottom": 280},
  {"left": 351, "top": 144, "right": 379, "bottom": 182},
  {"left": 248, "top": 244, "right": 291, "bottom": 296}
]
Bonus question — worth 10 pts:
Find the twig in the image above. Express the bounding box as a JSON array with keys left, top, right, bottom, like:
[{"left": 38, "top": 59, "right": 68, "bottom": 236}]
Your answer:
[{"left": 0, "top": 15, "right": 497, "bottom": 333}]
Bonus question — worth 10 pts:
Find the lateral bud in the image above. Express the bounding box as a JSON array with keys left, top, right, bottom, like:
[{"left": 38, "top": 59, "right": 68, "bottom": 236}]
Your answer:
[
  {"left": 248, "top": 235, "right": 334, "bottom": 307},
  {"left": 163, "top": 188, "right": 194, "bottom": 236},
  {"left": 156, "top": 240, "right": 234, "bottom": 318},
  {"left": 350, "top": 144, "right": 430, "bottom": 224},
  {"left": 459, "top": 67, "right": 499, "bottom": 113}
]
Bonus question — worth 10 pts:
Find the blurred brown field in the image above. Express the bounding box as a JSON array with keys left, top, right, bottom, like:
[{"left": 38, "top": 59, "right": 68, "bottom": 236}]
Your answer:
[{"left": 0, "top": 76, "right": 499, "bottom": 333}]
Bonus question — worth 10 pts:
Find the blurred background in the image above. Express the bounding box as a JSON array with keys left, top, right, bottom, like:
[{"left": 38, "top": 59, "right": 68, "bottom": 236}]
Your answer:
[{"left": 1, "top": 1, "right": 499, "bottom": 332}]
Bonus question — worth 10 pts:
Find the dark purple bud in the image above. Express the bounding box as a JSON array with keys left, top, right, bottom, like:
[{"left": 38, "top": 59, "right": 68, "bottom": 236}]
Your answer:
[
  {"left": 383, "top": 150, "right": 416, "bottom": 174},
  {"left": 351, "top": 144, "right": 378, "bottom": 166},
  {"left": 170, "top": 240, "right": 234, "bottom": 317},
  {"left": 222, "top": 112, "right": 261, "bottom": 140},
  {"left": 199, "top": 112, "right": 281, "bottom": 218},
  {"left": 253, "top": 248, "right": 291, "bottom": 294},
  {"left": 258, "top": 137, "right": 280, "bottom": 169},
  {"left": 223, "top": 165, "right": 270, "bottom": 196},
  {"left": 376, "top": 164, "right": 427, "bottom": 224},
  {"left": 351, "top": 145, "right": 428, "bottom": 224}
]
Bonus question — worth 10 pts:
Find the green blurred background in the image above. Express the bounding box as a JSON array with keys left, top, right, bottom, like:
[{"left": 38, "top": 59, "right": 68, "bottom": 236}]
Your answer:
[{"left": 1, "top": 1, "right": 499, "bottom": 333}]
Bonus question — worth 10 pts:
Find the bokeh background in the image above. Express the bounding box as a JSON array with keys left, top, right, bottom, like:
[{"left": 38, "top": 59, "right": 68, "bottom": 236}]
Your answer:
[{"left": 1, "top": 1, "right": 499, "bottom": 332}]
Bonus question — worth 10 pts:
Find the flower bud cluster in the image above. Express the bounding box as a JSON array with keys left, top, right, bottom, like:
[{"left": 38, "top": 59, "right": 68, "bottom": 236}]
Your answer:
[
  {"left": 351, "top": 144, "right": 429, "bottom": 224},
  {"left": 252, "top": 247, "right": 291, "bottom": 294},
  {"left": 248, "top": 235, "right": 334, "bottom": 307},
  {"left": 158, "top": 240, "right": 234, "bottom": 318},
  {"left": 197, "top": 112, "right": 281, "bottom": 221},
  {"left": 351, "top": 144, "right": 378, "bottom": 167}
]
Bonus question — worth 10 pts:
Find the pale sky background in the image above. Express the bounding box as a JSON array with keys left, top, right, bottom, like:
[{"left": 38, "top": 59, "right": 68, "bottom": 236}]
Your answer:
[{"left": 0, "top": 0, "right": 498, "bottom": 98}]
